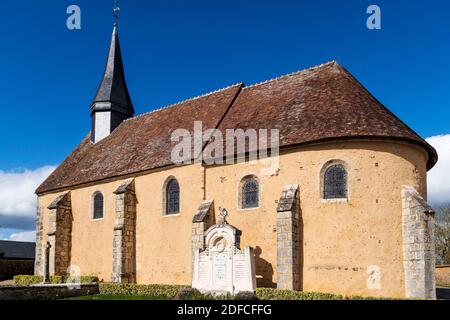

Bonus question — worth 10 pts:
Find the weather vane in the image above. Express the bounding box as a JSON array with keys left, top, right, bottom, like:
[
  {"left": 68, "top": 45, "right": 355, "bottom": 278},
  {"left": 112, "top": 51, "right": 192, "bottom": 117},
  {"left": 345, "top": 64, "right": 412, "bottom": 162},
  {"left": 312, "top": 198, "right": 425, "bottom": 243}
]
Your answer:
[{"left": 113, "top": 0, "right": 121, "bottom": 25}]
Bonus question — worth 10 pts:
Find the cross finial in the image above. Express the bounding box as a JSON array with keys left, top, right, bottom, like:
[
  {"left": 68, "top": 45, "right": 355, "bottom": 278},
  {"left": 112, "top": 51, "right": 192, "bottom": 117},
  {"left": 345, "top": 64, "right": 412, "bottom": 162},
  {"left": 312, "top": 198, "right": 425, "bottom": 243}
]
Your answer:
[{"left": 113, "top": 0, "right": 121, "bottom": 26}]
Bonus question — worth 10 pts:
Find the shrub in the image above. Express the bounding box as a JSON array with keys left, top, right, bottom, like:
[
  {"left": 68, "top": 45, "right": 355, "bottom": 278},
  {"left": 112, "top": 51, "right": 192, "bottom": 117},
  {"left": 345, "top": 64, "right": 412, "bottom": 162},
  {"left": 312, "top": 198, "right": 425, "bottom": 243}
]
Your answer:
[
  {"left": 255, "top": 288, "right": 344, "bottom": 300},
  {"left": 13, "top": 275, "right": 99, "bottom": 286},
  {"left": 66, "top": 276, "right": 100, "bottom": 284},
  {"left": 99, "top": 283, "right": 189, "bottom": 299},
  {"left": 14, "top": 275, "right": 43, "bottom": 286},
  {"left": 173, "top": 288, "right": 206, "bottom": 300},
  {"left": 235, "top": 291, "right": 259, "bottom": 300},
  {"left": 255, "top": 288, "right": 399, "bottom": 300},
  {"left": 94, "top": 283, "right": 400, "bottom": 300}
]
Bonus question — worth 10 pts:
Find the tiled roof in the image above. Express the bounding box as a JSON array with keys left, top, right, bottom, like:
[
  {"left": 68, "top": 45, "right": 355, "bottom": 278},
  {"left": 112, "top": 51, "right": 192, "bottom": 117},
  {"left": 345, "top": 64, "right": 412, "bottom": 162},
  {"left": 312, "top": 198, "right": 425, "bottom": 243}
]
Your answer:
[
  {"left": 36, "top": 84, "right": 243, "bottom": 194},
  {"left": 217, "top": 62, "right": 437, "bottom": 165},
  {"left": 36, "top": 62, "right": 437, "bottom": 194},
  {"left": 0, "top": 241, "right": 35, "bottom": 260}
]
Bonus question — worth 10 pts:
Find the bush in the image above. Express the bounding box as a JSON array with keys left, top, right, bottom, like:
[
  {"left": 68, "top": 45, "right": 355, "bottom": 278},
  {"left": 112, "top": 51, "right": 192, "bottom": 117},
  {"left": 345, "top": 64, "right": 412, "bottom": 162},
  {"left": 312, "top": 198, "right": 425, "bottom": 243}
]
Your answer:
[
  {"left": 255, "top": 288, "right": 398, "bottom": 300},
  {"left": 13, "top": 275, "right": 99, "bottom": 286},
  {"left": 173, "top": 288, "right": 206, "bottom": 300},
  {"left": 91, "top": 283, "right": 400, "bottom": 300},
  {"left": 235, "top": 291, "right": 259, "bottom": 300},
  {"left": 99, "top": 283, "right": 189, "bottom": 299},
  {"left": 14, "top": 275, "right": 43, "bottom": 286},
  {"left": 255, "top": 288, "right": 343, "bottom": 300}
]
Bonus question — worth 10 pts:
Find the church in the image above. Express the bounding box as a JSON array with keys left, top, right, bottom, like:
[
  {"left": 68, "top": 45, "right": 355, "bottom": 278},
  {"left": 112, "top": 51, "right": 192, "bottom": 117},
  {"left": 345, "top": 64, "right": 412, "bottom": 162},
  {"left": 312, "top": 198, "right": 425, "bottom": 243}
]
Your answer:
[{"left": 34, "top": 22, "right": 438, "bottom": 299}]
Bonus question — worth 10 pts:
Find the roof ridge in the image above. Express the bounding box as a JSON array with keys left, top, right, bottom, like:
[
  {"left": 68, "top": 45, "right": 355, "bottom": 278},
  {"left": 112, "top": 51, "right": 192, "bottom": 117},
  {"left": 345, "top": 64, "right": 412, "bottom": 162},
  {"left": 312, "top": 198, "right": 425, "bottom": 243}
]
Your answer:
[
  {"left": 125, "top": 82, "right": 244, "bottom": 122},
  {"left": 244, "top": 60, "right": 338, "bottom": 90}
]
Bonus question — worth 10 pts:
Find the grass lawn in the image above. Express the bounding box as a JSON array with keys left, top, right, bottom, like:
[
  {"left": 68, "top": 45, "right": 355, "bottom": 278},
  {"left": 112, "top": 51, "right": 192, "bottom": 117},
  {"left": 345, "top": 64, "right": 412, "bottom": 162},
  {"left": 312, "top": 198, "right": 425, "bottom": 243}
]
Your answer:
[{"left": 66, "top": 294, "right": 169, "bottom": 300}]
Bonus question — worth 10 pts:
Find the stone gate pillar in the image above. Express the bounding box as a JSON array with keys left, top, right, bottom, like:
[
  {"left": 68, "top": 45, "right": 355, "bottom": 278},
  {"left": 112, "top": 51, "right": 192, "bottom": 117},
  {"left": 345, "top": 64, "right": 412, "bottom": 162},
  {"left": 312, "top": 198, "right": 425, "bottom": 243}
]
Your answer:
[
  {"left": 34, "top": 199, "right": 44, "bottom": 276},
  {"left": 402, "top": 186, "right": 436, "bottom": 299},
  {"left": 276, "top": 184, "right": 300, "bottom": 291},
  {"left": 112, "top": 179, "right": 137, "bottom": 283},
  {"left": 47, "top": 192, "right": 73, "bottom": 276}
]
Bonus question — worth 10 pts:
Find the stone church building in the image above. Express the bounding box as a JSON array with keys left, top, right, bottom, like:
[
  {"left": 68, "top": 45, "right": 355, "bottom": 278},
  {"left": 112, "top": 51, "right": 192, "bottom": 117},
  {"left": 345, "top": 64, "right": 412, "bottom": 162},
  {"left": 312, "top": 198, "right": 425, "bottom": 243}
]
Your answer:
[{"left": 35, "top": 24, "right": 438, "bottom": 299}]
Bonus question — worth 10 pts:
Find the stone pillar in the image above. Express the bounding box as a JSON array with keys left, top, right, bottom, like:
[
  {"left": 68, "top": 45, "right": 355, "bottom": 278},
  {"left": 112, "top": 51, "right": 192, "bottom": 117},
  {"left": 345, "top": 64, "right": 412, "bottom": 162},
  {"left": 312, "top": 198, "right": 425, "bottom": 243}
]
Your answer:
[
  {"left": 34, "top": 199, "right": 44, "bottom": 276},
  {"left": 112, "top": 179, "right": 137, "bottom": 283},
  {"left": 402, "top": 186, "right": 436, "bottom": 299},
  {"left": 47, "top": 192, "right": 73, "bottom": 276},
  {"left": 192, "top": 200, "right": 215, "bottom": 253},
  {"left": 276, "top": 184, "right": 300, "bottom": 291},
  {"left": 43, "top": 242, "right": 51, "bottom": 284}
]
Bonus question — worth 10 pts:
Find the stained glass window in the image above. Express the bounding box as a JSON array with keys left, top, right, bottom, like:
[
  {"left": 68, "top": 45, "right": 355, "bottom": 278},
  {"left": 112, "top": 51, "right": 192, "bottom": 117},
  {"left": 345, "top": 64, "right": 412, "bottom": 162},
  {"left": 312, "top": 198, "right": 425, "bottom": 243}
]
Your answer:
[
  {"left": 166, "top": 179, "right": 180, "bottom": 215},
  {"left": 242, "top": 179, "right": 259, "bottom": 209},
  {"left": 324, "top": 165, "right": 348, "bottom": 199},
  {"left": 93, "top": 193, "right": 104, "bottom": 219}
]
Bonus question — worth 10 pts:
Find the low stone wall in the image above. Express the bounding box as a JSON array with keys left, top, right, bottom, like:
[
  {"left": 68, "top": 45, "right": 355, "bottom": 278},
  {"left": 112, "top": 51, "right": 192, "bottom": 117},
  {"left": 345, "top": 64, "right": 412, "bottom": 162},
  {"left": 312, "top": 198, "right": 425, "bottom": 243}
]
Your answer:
[
  {"left": 436, "top": 265, "right": 450, "bottom": 287},
  {"left": 0, "top": 284, "right": 99, "bottom": 300},
  {"left": 0, "top": 260, "right": 34, "bottom": 281}
]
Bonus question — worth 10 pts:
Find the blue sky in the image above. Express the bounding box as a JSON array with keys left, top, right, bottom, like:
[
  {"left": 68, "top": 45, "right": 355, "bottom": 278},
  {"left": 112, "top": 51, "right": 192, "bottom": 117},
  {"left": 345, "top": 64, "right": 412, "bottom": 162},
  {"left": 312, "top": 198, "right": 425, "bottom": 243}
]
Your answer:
[{"left": 0, "top": 0, "right": 449, "bottom": 240}]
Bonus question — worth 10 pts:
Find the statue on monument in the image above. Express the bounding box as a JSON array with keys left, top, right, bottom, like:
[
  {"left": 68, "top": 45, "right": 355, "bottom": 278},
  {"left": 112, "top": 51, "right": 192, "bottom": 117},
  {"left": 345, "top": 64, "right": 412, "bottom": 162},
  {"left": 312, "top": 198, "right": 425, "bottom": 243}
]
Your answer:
[{"left": 218, "top": 207, "right": 229, "bottom": 225}]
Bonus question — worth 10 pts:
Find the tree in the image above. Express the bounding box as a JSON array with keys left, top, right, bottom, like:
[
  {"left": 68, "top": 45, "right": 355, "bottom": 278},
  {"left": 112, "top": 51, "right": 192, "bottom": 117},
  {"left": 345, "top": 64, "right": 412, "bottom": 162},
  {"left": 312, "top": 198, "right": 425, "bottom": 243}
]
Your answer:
[{"left": 435, "top": 204, "right": 450, "bottom": 265}]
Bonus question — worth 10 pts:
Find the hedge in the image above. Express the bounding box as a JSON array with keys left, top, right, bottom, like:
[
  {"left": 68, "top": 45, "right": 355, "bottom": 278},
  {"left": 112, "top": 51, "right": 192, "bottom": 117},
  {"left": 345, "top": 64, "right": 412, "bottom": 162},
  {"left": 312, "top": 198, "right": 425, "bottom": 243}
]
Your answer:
[
  {"left": 255, "top": 288, "right": 398, "bottom": 300},
  {"left": 13, "top": 275, "right": 99, "bottom": 286},
  {"left": 99, "top": 283, "right": 189, "bottom": 299},
  {"left": 98, "top": 284, "right": 396, "bottom": 300},
  {"left": 255, "top": 288, "right": 344, "bottom": 300}
]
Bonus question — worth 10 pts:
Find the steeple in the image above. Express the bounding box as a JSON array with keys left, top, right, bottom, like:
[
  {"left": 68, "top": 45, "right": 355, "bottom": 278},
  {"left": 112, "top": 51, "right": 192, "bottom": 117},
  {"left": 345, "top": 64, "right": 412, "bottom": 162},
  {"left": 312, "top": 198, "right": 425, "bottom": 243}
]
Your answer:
[{"left": 90, "top": 9, "right": 134, "bottom": 143}]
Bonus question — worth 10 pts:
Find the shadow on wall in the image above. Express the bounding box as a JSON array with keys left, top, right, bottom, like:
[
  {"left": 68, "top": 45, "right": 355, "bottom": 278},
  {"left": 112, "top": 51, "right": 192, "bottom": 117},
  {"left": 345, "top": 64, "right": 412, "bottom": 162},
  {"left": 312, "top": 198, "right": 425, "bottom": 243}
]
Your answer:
[
  {"left": 254, "top": 246, "right": 275, "bottom": 288},
  {"left": 298, "top": 206, "right": 304, "bottom": 291},
  {"left": 254, "top": 198, "right": 304, "bottom": 290}
]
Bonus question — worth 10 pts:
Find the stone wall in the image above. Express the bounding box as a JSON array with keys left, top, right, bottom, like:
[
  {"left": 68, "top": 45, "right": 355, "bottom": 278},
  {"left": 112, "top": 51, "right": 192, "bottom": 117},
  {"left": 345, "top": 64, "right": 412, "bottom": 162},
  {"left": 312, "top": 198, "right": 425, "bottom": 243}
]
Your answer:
[
  {"left": 402, "top": 186, "right": 436, "bottom": 299},
  {"left": 111, "top": 180, "right": 137, "bottom": 283},
  {"left": 47, "top": 192, "right": 73, "bottom": 276},
  {"left": 37, "top": 141, "right": 429, "bottom": 297},
  {"left": 436, "top": 266, "right": 450, "bottom": 286},
  {"left": 276, "top": 184, "right": 301, "bottom": 291},
  {"left": 0, "top": 284, "right": 98, "bottom": 300}
]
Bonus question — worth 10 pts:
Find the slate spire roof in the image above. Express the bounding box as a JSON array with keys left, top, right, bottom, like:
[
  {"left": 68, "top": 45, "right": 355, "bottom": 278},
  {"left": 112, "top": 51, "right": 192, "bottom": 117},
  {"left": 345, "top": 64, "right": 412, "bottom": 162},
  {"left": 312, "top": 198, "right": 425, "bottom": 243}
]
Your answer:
[
  {"left": 91, "top": 24, "right": 134, "bottom": 117},
  {"left": 36, "top": 62, "right": 438, "bottom": 195}
]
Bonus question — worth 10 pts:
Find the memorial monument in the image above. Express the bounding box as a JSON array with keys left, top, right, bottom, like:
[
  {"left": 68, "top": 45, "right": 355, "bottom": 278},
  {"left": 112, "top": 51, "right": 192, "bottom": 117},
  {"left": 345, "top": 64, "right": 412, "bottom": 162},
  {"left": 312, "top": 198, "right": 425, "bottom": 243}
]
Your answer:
[{"left": 192, "top": 208, "right": 257, "bottom": 295}]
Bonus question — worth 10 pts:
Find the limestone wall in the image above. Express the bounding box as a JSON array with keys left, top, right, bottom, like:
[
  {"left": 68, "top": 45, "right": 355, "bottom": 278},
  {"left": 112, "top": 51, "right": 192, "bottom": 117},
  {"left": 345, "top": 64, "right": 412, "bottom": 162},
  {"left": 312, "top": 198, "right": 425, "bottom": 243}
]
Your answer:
[
  {"left": 36, "top": 140, "right": 429, "bottom": 298},
  {"left": 436, "top": 265, "right": 450, "bottom": 286},
  {"left": 205, "top": 140, "right": 428, "bottom": 298}
]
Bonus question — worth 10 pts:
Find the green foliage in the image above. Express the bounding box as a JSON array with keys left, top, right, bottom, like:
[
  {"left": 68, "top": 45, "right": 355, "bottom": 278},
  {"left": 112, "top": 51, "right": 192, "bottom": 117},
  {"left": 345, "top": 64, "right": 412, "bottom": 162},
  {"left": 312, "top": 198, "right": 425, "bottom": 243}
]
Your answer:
[
  {"left": 13, "top": 275, "right": 99, "bottom": 286},
  {"left": 255, "top": 288, "right": 343, "bottom": 300},
  {"left": 14, "top": 275, "right": 43, "bottom": 286},
  {"left": 98, "top": 284, "right": 398, "bottom": 300},
  {"left": 99, "top": 283, "right": 189, "bottom": 299},
  {"left": 255, "top": 288, "right": 398, "bottom": 300}
]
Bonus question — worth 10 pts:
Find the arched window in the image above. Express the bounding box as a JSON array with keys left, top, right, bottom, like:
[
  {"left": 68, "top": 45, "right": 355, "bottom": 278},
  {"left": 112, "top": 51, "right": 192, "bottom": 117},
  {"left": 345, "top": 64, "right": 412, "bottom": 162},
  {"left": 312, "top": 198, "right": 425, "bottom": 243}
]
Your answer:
[
  {"left": 93, "top": 192, "right": 104, "bottom": 220},
  {"left": 242, "top": 177, "right": 259, "bottom": 209},
  {"left": 166, "top": 179, "right": 180, "bottom": 215},
  {"left": 323, "top": 164, "right": 348, "bottom": 199}
]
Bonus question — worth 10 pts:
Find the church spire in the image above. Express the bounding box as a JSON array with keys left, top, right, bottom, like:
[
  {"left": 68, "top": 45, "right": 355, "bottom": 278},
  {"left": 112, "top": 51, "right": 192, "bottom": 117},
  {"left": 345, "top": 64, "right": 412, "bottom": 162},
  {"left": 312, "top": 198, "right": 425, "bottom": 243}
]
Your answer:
[{"left": 90, "top": 2, "right": 134, "bottom": 143}]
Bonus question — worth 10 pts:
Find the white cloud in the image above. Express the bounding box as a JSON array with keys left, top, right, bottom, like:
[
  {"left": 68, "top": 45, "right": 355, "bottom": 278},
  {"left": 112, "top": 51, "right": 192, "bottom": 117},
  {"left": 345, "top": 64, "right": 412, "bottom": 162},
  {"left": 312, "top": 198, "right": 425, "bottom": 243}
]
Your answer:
[
  {"left": 0, "top": 166, "right": 56, "bottom": 229},
  {"left": 8, "top": 230, "right": 36, "bottom": 242},
  {"left": 426, "top": 134, "right": 450, "bottom": 206}
]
